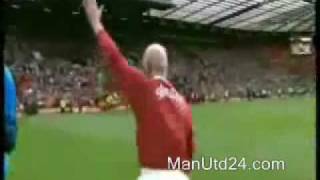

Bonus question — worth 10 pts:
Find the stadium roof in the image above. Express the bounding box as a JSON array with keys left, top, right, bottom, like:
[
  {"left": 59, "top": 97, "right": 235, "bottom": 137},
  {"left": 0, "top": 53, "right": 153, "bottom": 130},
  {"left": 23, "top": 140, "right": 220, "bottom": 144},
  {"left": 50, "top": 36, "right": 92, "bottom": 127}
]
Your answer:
[
  {"left": 7, "top": 0, "right": 315, "bottom": 34},
  {"left": 147, "top": 0, "right": 315, "bottom": 32}
]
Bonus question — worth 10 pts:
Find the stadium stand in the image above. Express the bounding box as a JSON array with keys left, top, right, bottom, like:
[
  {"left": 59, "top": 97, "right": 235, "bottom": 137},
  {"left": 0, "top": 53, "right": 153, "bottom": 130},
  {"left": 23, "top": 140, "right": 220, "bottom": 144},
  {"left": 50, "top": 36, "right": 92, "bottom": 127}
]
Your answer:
[
  {"left": 4, "top": 0, "right": 315, "bottom": 112},
  {"left": 4, "top": 36, "right": 315, "bottom": 111}
]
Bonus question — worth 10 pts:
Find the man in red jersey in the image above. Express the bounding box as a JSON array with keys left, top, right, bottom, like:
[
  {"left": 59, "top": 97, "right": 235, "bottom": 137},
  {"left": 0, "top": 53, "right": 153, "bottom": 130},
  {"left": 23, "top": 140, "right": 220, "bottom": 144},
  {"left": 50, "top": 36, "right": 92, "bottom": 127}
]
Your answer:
[{"left": 83, "top": 0, "right": 196, "bottom": 179}]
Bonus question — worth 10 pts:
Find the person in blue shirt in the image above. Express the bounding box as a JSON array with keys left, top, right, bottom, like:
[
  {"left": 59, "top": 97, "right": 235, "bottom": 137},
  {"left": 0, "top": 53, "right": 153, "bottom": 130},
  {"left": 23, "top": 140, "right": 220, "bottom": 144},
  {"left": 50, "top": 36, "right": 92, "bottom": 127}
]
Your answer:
[{"left": 4, "top": 66, "right": 18, "bottom": 179}]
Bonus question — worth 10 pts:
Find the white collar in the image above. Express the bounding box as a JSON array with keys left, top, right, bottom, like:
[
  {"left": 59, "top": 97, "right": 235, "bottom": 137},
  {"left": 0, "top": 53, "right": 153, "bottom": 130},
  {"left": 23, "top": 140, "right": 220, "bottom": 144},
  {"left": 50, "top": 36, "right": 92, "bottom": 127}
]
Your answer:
[{"left": 152, "top": 75, "right": 167, "bottom": 81}]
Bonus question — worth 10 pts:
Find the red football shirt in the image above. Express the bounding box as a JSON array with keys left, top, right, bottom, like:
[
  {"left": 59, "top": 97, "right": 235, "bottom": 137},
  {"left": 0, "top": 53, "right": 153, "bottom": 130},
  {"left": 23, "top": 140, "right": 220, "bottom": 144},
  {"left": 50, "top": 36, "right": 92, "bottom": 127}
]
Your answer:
[{"left": 97, "top": 30, "right": 195, "bottom": 170}]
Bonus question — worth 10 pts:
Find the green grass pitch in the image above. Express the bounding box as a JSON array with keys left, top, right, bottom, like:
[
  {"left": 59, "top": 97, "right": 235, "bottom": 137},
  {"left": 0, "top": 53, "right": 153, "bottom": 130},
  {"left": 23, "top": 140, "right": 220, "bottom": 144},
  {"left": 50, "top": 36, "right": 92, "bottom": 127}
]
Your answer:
[{"left": 9, "top": 98, "right": 315, "bottom": 180}]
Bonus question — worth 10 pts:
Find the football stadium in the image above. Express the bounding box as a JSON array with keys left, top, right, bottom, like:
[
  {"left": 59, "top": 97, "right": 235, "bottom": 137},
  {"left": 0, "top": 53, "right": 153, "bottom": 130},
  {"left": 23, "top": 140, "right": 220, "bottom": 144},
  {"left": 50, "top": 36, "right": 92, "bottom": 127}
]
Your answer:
[{"left": 3, "top": 0, "right": 316, "bottom": 180}]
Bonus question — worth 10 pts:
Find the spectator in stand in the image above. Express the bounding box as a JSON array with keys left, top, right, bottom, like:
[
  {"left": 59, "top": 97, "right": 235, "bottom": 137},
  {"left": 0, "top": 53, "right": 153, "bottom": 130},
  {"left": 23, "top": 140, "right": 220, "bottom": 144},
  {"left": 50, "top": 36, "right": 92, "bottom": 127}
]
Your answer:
[{"left": 224, "top": 89, "right": 230, "bottom": 101}]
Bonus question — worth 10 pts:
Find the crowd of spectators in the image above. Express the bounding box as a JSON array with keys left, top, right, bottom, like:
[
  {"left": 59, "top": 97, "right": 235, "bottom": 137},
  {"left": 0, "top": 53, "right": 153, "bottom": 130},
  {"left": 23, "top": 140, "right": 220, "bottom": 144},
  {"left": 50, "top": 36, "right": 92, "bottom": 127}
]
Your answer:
[
  {"left": 166, "top": 48, "right": 314, "bottom": 103},
  {"left": 9, "top": 53, "right": 98, "bottom": 111},
  {"left": 5, "top": 42, "right": 315, "bottom": 113}
]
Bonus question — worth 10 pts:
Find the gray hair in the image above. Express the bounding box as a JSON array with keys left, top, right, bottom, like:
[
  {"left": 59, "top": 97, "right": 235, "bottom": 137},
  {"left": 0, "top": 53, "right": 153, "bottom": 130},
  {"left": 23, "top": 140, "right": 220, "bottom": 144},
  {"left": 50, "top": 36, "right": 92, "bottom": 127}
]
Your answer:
[{"left": 142, "top": 43, "right": 168, "bottom": 78}]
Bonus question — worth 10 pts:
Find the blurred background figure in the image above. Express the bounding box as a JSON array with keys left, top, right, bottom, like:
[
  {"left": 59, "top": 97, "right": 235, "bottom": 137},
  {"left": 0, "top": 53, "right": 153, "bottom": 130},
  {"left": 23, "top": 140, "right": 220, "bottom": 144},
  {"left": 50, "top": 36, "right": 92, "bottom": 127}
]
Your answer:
[{"left": 4, "top": 66, "right": 18, "bottom": 179}]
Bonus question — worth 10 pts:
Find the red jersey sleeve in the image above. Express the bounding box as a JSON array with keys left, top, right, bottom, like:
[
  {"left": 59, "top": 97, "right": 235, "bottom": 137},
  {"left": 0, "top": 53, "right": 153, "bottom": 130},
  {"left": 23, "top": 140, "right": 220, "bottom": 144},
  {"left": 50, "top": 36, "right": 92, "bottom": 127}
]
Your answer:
[{"left": 96, "top": 30, "right": 146, "bottom": 99}]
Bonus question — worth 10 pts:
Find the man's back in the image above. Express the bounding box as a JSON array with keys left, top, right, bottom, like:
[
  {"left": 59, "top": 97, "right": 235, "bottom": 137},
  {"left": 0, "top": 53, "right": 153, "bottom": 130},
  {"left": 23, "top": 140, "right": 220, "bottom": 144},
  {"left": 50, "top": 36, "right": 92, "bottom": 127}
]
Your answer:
[
  {"left": 95, "top": 24, "right": 195, "bottom": 172},
  {"left": 127, "top": 77, "right": 194, "bottom": 170}
]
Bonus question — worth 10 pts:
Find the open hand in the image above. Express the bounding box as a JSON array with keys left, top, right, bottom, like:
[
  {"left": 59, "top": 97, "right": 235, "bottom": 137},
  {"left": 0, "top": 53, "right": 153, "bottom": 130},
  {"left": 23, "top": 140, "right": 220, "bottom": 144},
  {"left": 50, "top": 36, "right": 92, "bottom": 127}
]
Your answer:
[{"left": 82, "top": 0, "right": 104, "bottom": 34}]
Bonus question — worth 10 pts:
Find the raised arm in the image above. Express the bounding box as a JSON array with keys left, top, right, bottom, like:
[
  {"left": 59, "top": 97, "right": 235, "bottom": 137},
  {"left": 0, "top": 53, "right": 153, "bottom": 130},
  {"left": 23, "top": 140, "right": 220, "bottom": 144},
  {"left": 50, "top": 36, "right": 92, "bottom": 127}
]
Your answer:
[{"left": 82, "top": 0, "right": 146, "bottom": 94}]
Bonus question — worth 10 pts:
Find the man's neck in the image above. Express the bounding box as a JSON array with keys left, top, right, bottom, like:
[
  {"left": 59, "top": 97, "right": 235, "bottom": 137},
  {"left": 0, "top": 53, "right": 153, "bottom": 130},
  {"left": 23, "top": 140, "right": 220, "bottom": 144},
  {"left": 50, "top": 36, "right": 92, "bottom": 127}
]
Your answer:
[{"left": 152, "top": 75, "right": 166, "bottom": 81}]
